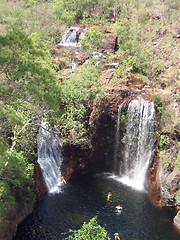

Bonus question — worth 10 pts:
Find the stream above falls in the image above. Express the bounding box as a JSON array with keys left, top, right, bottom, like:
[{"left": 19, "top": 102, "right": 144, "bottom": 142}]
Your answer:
[{"left": 14, "top": 174, "right": 179, "bottom": 240}]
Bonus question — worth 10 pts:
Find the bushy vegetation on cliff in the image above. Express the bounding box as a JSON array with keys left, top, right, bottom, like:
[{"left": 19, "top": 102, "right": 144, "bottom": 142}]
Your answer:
[
  {"left": 65, "top": 217, "right": 111, "bottom": 240},
  {"left": 0, "top": 0, "right": 179, "bottom": 225}
]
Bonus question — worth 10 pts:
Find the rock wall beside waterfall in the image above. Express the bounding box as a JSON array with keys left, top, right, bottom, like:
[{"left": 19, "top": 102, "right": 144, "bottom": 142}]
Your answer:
[
  {"left": 147, "top": 144, "right": 180, "bottom": 220},
  {"left": 61, "top": 87, "right": 129, "bottom": 179},
  {"left": 62, "top": 140, "right": 93, "bottom": 181},
  {"left": 34, "top": 160, "right": 47, "bottom": 200},
  {"left": 174, "top": 211, "right": 180, "bottom": 233},
  {"left": 146, "top": 91, "right": 179, "bottom": 231},
  {"left": 0, "top": 197, "right": 34, "bottom": 240}
]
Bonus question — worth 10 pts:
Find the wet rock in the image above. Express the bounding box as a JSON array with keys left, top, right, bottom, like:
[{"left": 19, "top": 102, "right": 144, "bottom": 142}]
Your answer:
[
  {"left": 34, "top": 160, "right": 47, "bottom": 200},
  {"left": 72, "top": 51, "right": 89, "bottom": 65},
  {"left": 147, "top": 144, "right": 180, "bottom": 208},
  {"left": 102, "top": 27, "right": 118, "bottom": 52},
  {"left": 173, "top": 211, "right": 180, "bottom": 232},
  {"left": 62, "top": 140, "right": 92, "bottom": 181},
  {"left": 0, "top": 198, "right": 34, "bottom": 240}
]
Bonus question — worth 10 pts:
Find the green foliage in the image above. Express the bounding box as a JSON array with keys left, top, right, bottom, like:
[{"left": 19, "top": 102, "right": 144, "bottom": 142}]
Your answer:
[
  {"left": 80, "top": 26, "right": 103, "bottom": 54},
  {"left": 0, "top": 28, "right": 61, "bottom": 108},
  {"left": 156, "top": 131, "right": 169, "bottom": 149},
  {"left": 60, "top": 64, "right": 102, "bottom": 138},
  {"left": 0, "top": 28, "right": 61, "bottom": 217},
  {"left": 113, "top": 19, "right": 150, "bottom": 75},
  {"left": 0, "top": 137, "right": 34, "bottom": 217},
  {"left": 121, "top": 134, "right": 127, "bottom": 144},
  {"left": 65, "top": 217, "right": 110, "bottom": 240},
  {"left": 0, "top": 0, "right": 64, "bottom": 42},
  {"left": 159, "top": 134, "right": 168, "bottom": 149},
  {"left": 52, "top": 0, "right": 98, "bottom": 25},
  {"left": 0, "top": 27, "right": 61, "bottom": 155},
  {"left": 151, "top": 95, "right": 169, "bottom": 114},
  {"left": 23, "top": 0, "right": 38, "bottom": 7},
  {"left": 175, "top": 190, "right": 180, "bottom": 204}
]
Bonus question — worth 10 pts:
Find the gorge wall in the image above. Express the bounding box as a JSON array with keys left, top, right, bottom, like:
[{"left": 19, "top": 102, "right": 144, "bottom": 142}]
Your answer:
[
  {"left": 59, "top": 84, "right": 179, "bottom": 231},
  {"left": 0, "top": 197, "right": 34, "bottom": 240}
]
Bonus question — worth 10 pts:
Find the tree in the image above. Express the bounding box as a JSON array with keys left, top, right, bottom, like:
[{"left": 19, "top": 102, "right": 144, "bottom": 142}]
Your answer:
[
  {"left": 0, "top": 28, "right": 61, "bottom": 216},
  {"left": 65, "top": 217, "right": 111, "bottom": 240},
  {"left": 52, "top": 0, "right": 98, "bottom": 24},
  {"left": 60, "top": 63, "right": 102, "bottom": 138},
  {"left": 0, "top": 28, "right": 61, "bottom": 145},
  {"left": 80, "top": 26, "right": 103, "bottom": 54}
]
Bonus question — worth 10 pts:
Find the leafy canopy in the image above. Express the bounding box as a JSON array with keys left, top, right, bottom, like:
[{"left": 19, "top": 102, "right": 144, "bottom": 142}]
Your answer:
[
  {"left": 0, "top": 28, "right": 61, "bottom": 216},
  {"left": 65, "top": 217, "right": 111, "bottom": 240},
  {"left": 80, "top": 26, "right": 103, "bottom": 54},
  {"left": 60, "top": 63, "right": 102, "bottom": 138}
]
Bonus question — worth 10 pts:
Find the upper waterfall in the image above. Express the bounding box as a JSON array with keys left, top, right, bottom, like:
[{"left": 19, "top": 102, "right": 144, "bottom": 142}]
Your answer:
[
  {"left": 58, "top": 27, "right": 81, "bottom": 47},
  {"left": 113, "top": 97, "right": 156, "bottom": 191},
  {"left": 37, "top": 124, "right": 63, "bottom": 194}
]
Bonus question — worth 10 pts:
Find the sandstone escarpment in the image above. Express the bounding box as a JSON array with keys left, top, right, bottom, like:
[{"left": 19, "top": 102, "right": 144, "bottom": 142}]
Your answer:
[{"left": 0, "top": 198, "right": 34, "bottom": 240}]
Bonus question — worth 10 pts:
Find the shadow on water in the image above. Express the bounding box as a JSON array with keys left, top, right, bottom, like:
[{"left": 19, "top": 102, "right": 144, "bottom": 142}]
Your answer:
[{"left": 14, "top": 174, "right": 179, "bottom": 240}]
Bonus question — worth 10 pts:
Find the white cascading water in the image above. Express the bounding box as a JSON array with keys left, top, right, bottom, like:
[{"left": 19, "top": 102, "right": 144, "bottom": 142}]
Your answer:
[
  {"left": 114, "top": 97, "right": 156, "bottom": 191},
  {"left": 113, "top": 101, "right": 126, "bottom": 172},
  {"left": 37, "top": 124, "right": 63, "bottom": 194},
  {"left": 58, "top": 27, "right": 80, "bottom": 47}
]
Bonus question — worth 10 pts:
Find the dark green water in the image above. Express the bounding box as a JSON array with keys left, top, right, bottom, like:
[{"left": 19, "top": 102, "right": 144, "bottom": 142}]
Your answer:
[{"left": 14, "top": 174, "right": 179, "bottom": 240}]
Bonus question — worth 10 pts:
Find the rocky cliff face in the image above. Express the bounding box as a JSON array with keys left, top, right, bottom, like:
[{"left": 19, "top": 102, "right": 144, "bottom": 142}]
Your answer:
[
  {"left": 147, "top": 144, "right": 180, "bottom": 232},
  {"left": 62, "top": 140, "right": 93, "bottom": 181},
  {"left": 34, "top": 160, "right": 47, "bottom": 200},
  {"left": 59, "top": 83, "right": 180, "bottom": 231},
  {"left": 0, "top": 198, "right": 34, "bottom": 240},
  {"left": 174, "top": 211, "right": 180, "bottom": 233},
  {"left": 0, "top": 160, "right": 42, "bottom": 240}
]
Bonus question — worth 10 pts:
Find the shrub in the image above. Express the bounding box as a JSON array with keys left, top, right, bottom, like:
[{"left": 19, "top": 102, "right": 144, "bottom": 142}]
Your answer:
[
  {"left": 0, "top": 138, "right": 35, "bottom": 216},
  {"left": 112, "top": 19, "right": 150, "bottom": 75},
  {"left": 80, "top": 26, "right": 103, "bottom": 54},
  {"left": 52, "top": 0, "right": 98, "bottom": 25},
  {"left": 60, "top": 63, "right": 102, "bottom": 138},
  {"left": 151, "top": 95, "right": 169, "bottom": 114},
  {"left": 65, "top": 217, "right": 110, "bottom": 240}
]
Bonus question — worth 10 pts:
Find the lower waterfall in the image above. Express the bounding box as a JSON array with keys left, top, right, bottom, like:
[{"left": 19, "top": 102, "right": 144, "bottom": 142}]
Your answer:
[
  {"left": 37, "top": 124, "right": 63, "bottom": 193},
  {"left": 113, "top": 97, "right": 156, "bottom": 191}
]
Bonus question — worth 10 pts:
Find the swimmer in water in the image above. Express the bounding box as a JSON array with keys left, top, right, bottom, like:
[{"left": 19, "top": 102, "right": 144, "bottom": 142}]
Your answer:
[{"left": 107, "top": 192, "right": 112, "bottom": 201}]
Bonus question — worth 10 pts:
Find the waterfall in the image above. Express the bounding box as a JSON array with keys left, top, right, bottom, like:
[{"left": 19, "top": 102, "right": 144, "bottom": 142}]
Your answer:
[
  {"left": 72, "top": 57, "right": 78, "bottom": 69},
  {"left": 114, "top": 97, "right": 156, "bottom": 191},
  {"left": 58, "top": 27, "right": 80, "bottom": 47},
  {"left": 113, "top": 101, "right": 126, "bottom": 173},
  {"left": 37, "top": 124, "right": 63, "bottom": 194}
]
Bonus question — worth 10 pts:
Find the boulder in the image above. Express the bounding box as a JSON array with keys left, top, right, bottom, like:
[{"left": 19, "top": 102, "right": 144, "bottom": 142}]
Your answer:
[
  {"left": 173, "top": 211, "right": 180, "bottom": 232},
  {"left": 98, "top": 69, "right": 116, "bottom": 85},
  {"left": 102, "top": 27, "right": 117, "bottom": 52}
]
